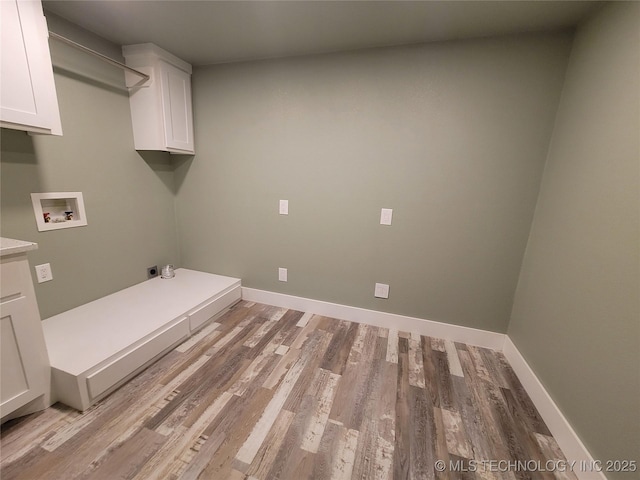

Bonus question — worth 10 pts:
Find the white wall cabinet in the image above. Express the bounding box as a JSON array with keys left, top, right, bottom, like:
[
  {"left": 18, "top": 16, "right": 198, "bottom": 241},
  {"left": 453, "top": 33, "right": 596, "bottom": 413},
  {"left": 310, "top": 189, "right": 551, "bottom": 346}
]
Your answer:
[
  {"left": 123, "top": 43, "right": 194, "bottom": 154},
  {"left": 0, "top": 0, "right": 62, "bottom": 135},
  {"left": 1, "top": 242, "right": 51, "bottom": 423}
]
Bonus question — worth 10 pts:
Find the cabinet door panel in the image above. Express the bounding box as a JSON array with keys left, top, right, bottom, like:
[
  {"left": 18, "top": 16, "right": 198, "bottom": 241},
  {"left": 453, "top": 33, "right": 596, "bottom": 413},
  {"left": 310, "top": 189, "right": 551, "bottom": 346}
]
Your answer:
[
  {"left": 0, "top": 0, "right": 62, "bottom": 134},
  {"left": 160, "top": 63, "right": 194, "bottom": 153},
  {"left": 0, "top": 1, "right": 37, "bottom": 116},
  {"left": 0, "top": 297, "right": 40, "bottom": 415}
]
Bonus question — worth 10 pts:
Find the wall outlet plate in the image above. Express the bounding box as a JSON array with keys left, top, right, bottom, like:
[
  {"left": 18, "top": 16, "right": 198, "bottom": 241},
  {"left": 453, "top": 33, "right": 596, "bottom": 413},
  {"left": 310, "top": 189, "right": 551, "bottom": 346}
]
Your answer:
[
  {"left": 380, "top": 208, "right": 393, "bottom": 225},
  {"left": 147, "top": 265, "right": 158, "bottom": 278},
  {"left": 278, "top": 267, "right": 288, "bottom": 282},
  {"left": 279, "top": 199, "right": 289, "bottom": 215},
  {"left": 374, "top": 283, "right": 389, "bottom": 299},
  {"left": 35, "top": 263, "right": 53, "bottom": 283}
]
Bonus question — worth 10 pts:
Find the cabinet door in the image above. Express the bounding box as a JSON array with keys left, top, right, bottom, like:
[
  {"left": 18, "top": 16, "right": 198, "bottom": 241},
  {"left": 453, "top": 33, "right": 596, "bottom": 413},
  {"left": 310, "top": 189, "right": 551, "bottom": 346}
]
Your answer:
[
  {"left": 0, "top": 296, "right": 41, "bottom": 416},
  {"left": 0, "top": 0, "right": 62, "bottom": 135},
  {"left": 159, "top": 62, "right": 194, "bottom": 153}
]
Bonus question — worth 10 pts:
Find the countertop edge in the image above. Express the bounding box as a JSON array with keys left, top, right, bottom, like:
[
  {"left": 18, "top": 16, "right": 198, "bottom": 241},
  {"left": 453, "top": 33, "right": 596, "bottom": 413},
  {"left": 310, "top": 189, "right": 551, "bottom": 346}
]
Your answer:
[{"left": 0, "top": 237, "right": 39, "bottom": 257}]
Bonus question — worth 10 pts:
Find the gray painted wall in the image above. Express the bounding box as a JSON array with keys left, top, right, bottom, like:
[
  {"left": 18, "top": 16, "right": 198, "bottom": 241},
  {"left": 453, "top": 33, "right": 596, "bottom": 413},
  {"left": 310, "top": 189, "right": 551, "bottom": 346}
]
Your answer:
[
  {"left": 0, "top": 14, "right": 180, "bottom": 319},
  {"left": 508, "top": 2, "right": 639, "bottom": 473},
  {"left": 175, "top": 32, "right": 573, "bottom": 333}
]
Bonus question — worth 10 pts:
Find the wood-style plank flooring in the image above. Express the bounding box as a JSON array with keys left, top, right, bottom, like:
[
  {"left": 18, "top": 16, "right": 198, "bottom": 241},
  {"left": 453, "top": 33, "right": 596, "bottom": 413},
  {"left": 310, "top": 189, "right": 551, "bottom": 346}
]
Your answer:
[{"left": 1, "top": 301, "right": 574, "bottom": 480}]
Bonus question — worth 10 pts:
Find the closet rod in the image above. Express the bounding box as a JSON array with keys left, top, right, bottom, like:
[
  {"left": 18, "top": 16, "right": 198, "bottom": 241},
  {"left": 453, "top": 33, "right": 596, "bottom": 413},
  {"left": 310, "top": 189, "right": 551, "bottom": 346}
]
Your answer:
[{"left": 48, "top": 31, "right": 150, "bottom": 83}]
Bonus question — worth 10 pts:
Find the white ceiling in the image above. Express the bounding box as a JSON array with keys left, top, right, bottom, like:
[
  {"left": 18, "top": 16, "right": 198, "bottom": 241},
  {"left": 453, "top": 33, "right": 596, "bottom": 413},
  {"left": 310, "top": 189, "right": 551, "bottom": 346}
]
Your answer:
[{"left": 43, "top": 1, "right": 602, "bottom": 66}]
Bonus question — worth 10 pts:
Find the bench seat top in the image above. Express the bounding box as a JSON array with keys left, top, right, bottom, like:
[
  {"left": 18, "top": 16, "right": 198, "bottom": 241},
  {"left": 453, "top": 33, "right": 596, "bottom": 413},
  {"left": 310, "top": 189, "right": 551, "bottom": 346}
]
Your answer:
[{"left": 42, "top": 269, "right": 240, "bottom": 375}]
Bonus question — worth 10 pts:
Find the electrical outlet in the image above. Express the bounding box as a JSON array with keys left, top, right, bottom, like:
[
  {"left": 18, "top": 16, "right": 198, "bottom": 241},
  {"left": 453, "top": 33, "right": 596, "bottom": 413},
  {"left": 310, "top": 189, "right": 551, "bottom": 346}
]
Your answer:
[
  {"left": 35, "top": 263, "right": 53, "bottom": 283},
  {"left": 147, "top": 265, "right": 158, "bottom": 278},
  {"left": 279, "top": 199, "right": 289, "bottom": 215},
  {"left": 278, "top": 267, "right": 288, "bottom": 282},
  {"left": 380, "top": 208, "right": 393, "bottom": 226},
  {"left": 374, "top": 283, "right": 389, "bottom": 299}
]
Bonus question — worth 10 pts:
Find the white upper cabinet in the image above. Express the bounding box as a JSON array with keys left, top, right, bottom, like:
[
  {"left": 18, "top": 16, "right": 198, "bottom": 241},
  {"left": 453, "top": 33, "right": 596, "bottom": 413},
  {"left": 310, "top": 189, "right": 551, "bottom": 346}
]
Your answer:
[
  {"left": 0, "top": 0, "right": 62, "bottom": 135},
  {"left": 123, "top": 43, "right": 194, "bottom": 154}
]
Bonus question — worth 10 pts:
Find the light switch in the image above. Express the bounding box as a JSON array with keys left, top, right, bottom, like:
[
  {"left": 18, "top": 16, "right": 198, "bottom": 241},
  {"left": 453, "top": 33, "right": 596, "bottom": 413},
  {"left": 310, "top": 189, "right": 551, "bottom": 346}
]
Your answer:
[
  {"left": 279, "top": 200, "right": 289, "bottom": 215},
  {"left": 380, "top": 208, "right": 393, "bottom": 225},
  {"left": 35, "top": 263, "right": 53, "bottom": 283},
  {"left": 279, "top": 267, "right": 288, "bottom": 282},
  {"left": 374, "top": 283, "right": 389, "bottom": 299}
]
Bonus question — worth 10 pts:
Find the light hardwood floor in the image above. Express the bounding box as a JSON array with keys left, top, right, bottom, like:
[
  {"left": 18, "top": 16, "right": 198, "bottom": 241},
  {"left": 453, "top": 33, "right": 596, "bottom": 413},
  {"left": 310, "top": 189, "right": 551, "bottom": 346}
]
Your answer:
[{"left": 1, "top": 301, "right": 573, "bottom": 480}]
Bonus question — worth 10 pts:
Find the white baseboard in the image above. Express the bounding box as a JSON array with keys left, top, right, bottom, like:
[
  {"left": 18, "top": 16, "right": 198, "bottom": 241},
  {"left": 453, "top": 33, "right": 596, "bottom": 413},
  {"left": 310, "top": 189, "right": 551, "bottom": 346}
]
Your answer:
[
  {"left": 241, "top": 287, "right": 505, "bottom": 350},
  {"left": 503, "top": 337, "right": 606, "bottom": 480}
]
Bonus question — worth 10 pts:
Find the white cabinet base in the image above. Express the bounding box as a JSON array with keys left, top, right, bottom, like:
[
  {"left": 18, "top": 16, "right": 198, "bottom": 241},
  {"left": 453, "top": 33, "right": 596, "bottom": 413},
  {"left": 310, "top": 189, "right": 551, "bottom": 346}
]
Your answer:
[
  {"left": 43, "top": 269, "right": 241, "bottom": 411},
  {"left": 0, "top": 245, "right": 51, "bottom": 424}
]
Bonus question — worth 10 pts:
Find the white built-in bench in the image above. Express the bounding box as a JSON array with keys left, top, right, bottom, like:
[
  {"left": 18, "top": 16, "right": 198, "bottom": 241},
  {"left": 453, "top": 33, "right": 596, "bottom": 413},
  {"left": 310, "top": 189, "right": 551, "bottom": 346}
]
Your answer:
[{"left": 42, "top": 269, "right": 241, "bottom": 411}]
